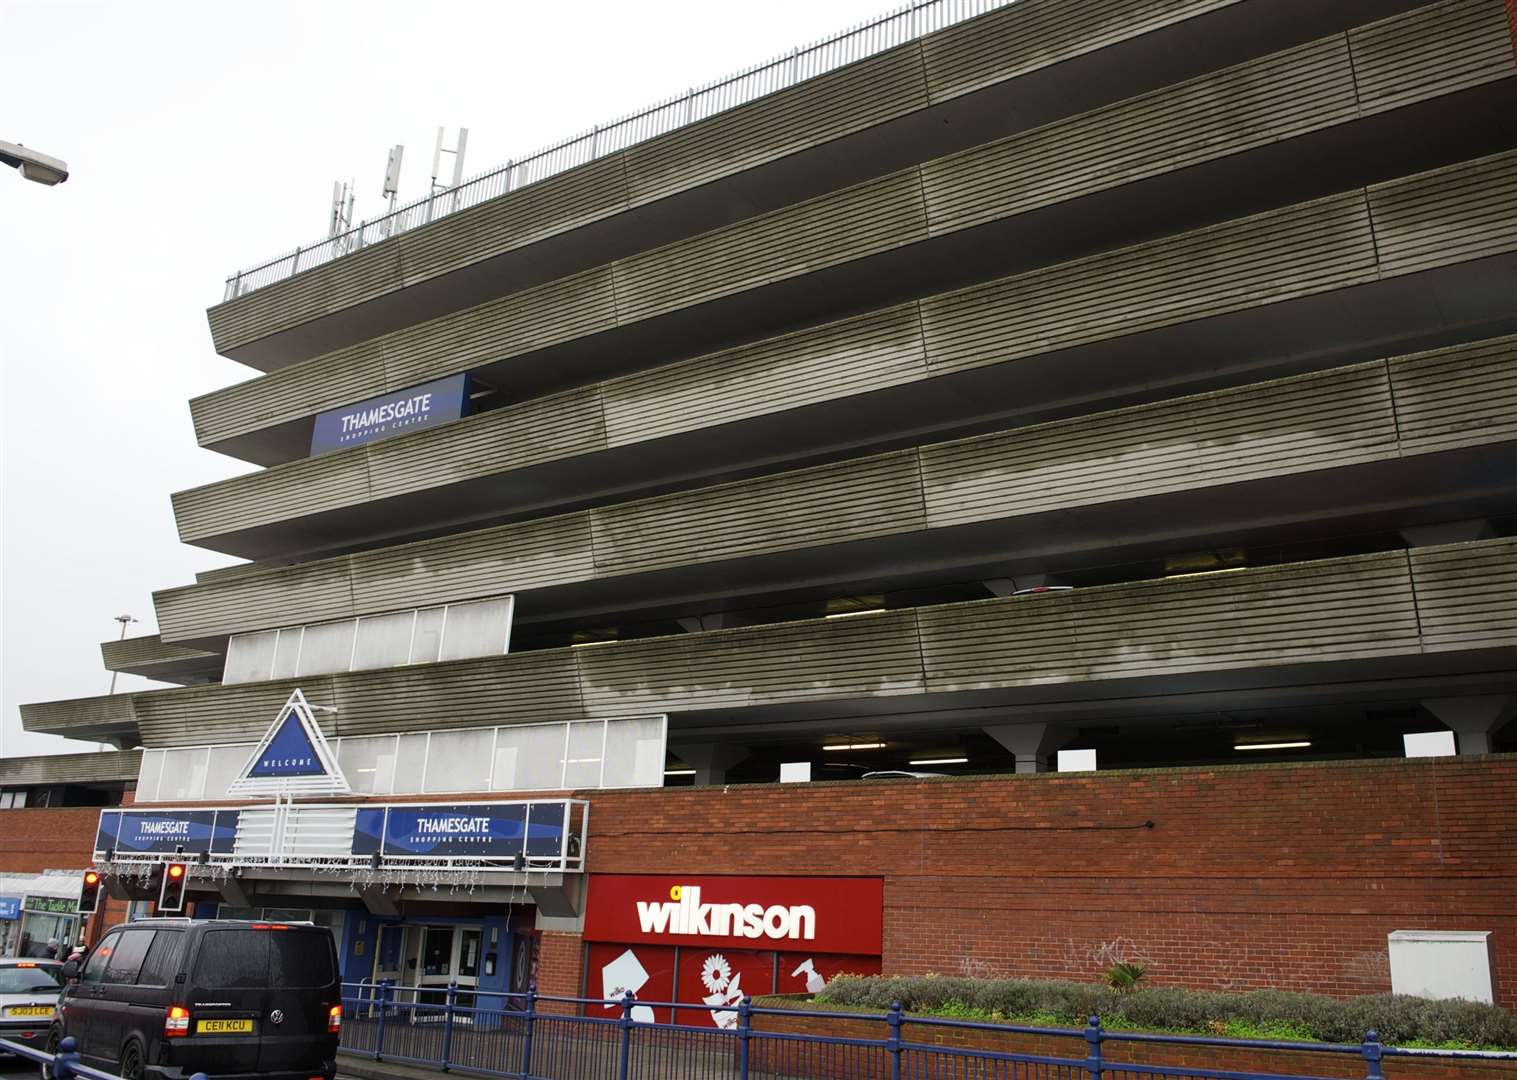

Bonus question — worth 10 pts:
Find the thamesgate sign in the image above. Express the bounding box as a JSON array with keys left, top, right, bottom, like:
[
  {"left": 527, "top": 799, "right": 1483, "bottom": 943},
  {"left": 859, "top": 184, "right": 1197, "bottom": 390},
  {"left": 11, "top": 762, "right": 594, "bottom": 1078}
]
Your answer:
[
  {"left": 95, "top": 809, "right": 241, "bottom": 856},
  {"left": 310, "top": 373, "right": 470, "bottom": 456}
]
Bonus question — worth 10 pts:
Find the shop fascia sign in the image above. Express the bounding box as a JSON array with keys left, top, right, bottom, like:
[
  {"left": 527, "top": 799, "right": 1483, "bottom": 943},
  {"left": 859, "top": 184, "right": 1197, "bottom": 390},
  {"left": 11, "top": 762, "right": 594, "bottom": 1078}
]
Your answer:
[
  {"left": 23, "top": 895, "right": 78, "bottom": 915},
  {"left": 226, "top": 687, "right": 350, "bottom": 797},
  {"left": 585, "top": 875, "right": 883, "bottom": 955}
]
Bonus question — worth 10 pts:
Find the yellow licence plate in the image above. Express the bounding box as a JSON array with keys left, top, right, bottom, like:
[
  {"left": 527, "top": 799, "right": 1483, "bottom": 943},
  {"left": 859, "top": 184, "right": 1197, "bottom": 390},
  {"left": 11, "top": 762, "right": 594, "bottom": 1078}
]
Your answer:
[
  {"left": 7, "top": 1006, "right": 54, "bottom": 1018},
  {"left": 197, "top": 1019, "right": 254, "bottom": 1034}
]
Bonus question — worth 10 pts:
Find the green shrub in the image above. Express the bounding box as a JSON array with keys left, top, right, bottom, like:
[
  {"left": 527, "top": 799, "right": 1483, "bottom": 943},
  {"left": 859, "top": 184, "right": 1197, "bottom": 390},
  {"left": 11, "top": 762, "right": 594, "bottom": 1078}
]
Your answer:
[{"left": 815, "top": 975, "right": 1517, "bottom": 1048}]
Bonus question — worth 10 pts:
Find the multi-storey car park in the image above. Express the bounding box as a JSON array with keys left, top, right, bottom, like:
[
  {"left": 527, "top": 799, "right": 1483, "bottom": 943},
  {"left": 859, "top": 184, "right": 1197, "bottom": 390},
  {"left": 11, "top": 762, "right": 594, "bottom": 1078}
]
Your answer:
[{"left": 5, "top": 0, "right": 1516, "bottom": 1017}]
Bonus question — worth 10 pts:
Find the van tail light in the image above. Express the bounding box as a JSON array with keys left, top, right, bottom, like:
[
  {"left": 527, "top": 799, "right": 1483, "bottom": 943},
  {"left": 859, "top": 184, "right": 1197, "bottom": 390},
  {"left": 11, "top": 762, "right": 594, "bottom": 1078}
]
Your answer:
[
  {"left": 250, "top": 923, "right": 289, "bottom": 931},
  {"left": 327, "top": 1004, "right": 342, "bottom": 1034},
  {"left": 164, "top": 1005, "right": 191, "bottom": 1037}
]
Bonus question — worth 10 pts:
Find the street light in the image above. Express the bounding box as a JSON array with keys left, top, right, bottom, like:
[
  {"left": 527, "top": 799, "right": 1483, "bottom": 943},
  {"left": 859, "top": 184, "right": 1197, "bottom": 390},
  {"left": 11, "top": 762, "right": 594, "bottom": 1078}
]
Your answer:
[
  {"left": 107, "top": 614, "right": 138, "bottom": 695},
  {"left": 0, "top": 140, "right": 69, "bottom": 186}
]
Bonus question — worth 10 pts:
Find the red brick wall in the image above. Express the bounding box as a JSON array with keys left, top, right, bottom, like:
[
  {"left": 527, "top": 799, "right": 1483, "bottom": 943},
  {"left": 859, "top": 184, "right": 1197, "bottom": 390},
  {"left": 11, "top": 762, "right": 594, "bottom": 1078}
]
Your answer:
[
  {"left": 0, "top": 807, "right": 102, "bottom": 873},
  {"left": 577, "top": 757, "right": 1517, "bottom": 1011},
  {"left": 1506, "top": 0, "right": 1517, "bottom": 57},
  {"left": 537, "top": 930, "right": 586, "bottom": 1012}
]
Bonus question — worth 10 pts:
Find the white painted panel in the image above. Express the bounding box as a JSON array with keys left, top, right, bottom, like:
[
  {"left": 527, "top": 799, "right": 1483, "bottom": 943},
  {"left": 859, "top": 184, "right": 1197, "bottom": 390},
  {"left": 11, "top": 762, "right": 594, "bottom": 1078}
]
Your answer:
[
  {"left": 1404, "top": 731, "right": 1456, "bottom": 757},
  {"left": 1058, "top": 749, "right": 1097, "bottom": 772},
  {"left": 1388, "top": 930, "right": 1493, "bottom": 1003}
]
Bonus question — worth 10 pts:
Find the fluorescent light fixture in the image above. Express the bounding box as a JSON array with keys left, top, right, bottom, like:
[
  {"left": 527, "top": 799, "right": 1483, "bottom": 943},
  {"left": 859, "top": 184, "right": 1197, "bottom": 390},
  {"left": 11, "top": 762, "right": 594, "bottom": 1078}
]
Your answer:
[
  {"left": 822, "top": 741, "right": 886, "bottom": 751},
  {"left": 910, "top": 756, "right": 967, "bottom": 765},
  {"left": 663, "top": 768, "right": 696, "bottom": 776},
  {"left": 825, "top": 608, "right": 884, "bottom": 619},
  {"left": 562, "top": 757, "right": 602, "bottom": 764},
  {"left": 1166, "top": 567, "right": 1249, "bottom": 580},
  {"left": 1234, "top": 740, "right": 1311, "bottom": 751}
]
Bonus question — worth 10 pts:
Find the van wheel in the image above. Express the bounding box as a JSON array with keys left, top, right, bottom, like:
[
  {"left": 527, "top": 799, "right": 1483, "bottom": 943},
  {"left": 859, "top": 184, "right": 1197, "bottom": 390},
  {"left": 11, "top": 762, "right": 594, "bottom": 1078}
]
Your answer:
[
  {"left": 119, "top": 1040, "right": 144, "bottom": 1080},
  {"left": 40, "top": 1027, "right": 61, "bottom": 1080}
]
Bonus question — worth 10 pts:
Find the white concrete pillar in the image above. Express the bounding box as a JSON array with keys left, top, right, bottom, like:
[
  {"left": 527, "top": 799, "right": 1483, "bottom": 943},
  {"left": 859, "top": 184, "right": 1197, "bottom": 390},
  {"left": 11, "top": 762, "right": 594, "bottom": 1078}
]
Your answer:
[
  {"left": 984, "top": 723, "right": 1072, "bottom": 774},
  {"left": 1422, "top": 696, "right": 1515, "bottom": 756},
  {"left": 668, "top": 742, "right": 749, "bottom": 785}
]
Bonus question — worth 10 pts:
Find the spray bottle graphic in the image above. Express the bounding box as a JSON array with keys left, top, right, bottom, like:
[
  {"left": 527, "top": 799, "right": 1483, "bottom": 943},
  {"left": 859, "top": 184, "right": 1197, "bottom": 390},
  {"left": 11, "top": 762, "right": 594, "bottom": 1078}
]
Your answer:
[{"left": 791, "top": 958, "right": 827, "bottom": 994}]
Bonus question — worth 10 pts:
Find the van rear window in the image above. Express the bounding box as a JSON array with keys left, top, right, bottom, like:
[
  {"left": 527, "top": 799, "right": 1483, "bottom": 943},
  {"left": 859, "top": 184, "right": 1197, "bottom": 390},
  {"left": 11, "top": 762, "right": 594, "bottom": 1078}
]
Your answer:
[{"left": 192, "top": 930, "right": 334, "bottom": 989}]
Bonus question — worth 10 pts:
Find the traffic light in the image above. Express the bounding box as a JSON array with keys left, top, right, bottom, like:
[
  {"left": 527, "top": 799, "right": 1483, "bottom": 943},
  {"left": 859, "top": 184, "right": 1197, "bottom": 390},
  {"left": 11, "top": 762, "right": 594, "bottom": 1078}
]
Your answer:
[
  {"left": 158, "top": 861, "right": 188, "bottom": 913},
  {"left": 79, "top": 869, "right": 103, "bottom": 914}
]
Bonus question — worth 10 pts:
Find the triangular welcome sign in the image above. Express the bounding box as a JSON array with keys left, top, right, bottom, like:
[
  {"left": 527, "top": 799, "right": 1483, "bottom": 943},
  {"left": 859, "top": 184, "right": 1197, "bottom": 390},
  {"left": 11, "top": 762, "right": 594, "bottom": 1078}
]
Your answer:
[{"left": 227, "top": 688, "right": 350, "bottom": 796}]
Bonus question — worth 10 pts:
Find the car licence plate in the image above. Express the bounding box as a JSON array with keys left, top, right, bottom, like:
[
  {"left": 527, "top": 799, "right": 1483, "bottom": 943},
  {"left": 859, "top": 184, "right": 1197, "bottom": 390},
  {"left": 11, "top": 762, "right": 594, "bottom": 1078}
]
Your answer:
[
  {"left": 197, "top": 1018, "right": 254, "bottom": 1034},
  {"left": 6, "top": 1006, "right": 54, "bottom": 1018}
]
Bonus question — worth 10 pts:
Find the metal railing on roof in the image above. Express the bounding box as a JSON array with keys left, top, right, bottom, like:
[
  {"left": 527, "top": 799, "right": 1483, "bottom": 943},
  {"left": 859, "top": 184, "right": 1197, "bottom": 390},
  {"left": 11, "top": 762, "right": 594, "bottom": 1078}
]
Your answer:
[{"left": 221, "top": 0, "right": 1014, "bottom": 301}]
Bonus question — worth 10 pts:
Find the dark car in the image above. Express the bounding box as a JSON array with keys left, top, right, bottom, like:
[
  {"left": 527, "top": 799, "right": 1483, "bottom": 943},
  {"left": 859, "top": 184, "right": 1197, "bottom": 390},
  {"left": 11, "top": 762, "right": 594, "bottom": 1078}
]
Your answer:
[
  {"left": 45, "top": 919, "right": 341, "bottom": 1080},
  {"left": 0, "top": 958, "right": 65, "bottom": 1052}
]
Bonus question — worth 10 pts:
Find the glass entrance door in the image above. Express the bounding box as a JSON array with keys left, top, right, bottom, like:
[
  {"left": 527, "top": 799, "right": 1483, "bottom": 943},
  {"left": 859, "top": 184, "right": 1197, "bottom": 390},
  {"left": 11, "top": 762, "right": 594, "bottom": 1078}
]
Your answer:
[{"left": 415, "top": 926, "right": 482, "bottom": 1010}]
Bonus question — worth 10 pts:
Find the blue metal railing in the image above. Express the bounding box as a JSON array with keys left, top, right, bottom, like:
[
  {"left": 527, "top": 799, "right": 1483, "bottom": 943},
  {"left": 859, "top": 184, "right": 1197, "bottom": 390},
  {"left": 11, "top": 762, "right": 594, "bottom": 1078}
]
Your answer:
[
  {"left": 337, "top": 980, "right": 1517, "bottom": 1080},
  {"left": 0, "top": 1035, "right": 208, "bottom": 1080}
]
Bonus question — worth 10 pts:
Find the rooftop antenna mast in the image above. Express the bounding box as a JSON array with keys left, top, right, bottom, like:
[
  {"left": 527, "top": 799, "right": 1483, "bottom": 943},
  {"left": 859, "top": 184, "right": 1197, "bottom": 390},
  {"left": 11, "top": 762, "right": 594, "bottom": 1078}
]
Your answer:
[
  {"left": 429, "top": 126, "right": 469, "bottom": 220},
  {"left": 380, "top": 143, "right": 404, "bottom": 237},
  {"left": 328, "top": 180, "right": 355, "bottom": 254}
]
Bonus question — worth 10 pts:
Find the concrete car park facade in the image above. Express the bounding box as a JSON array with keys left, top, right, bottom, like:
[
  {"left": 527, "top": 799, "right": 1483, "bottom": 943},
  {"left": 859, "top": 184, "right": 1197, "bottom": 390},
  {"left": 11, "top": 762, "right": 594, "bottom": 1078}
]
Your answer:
[{"left": 7, "top": 0, "right": 1517, "bottom": 1017}]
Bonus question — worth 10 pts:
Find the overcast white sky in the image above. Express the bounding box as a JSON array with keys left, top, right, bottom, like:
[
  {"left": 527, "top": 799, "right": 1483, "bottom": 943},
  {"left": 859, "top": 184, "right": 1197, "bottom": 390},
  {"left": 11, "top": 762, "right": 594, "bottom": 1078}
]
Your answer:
[{"left": 1, "top": 0, "right": 898, "bottom": 758}]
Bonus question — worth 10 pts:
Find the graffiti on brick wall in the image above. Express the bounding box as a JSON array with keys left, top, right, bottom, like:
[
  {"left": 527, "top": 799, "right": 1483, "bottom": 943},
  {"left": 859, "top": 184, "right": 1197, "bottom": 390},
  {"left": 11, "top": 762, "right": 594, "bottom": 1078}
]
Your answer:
[{"left": 1067, "top": 936, "right": 1152, "bottom": 971}]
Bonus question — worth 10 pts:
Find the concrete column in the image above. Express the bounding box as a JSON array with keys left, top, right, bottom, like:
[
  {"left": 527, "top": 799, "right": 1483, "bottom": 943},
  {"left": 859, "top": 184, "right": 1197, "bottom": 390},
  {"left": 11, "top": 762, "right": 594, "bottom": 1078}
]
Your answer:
[
  {"left": 984, "top": 723, "right": 1072, "bottom": 773},
  {"left": 1400, "top": 519, "right": 1495, "bottom": 547},
  {"left": 677, "top": 613, "right": 730, "bottom": 632},
  {"left": 1422, "top": 696, "right": 1515, "bottom": 756},
  {"left": 669, "top": 742, "right": 749, "bottom": 785}
]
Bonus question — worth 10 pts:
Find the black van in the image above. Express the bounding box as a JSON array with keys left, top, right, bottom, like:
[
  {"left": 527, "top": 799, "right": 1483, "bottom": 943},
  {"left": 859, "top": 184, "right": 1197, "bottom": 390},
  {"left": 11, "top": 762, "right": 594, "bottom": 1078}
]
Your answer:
[{"left": 45, "top": 919, "right": 341, "bottom": 1080}]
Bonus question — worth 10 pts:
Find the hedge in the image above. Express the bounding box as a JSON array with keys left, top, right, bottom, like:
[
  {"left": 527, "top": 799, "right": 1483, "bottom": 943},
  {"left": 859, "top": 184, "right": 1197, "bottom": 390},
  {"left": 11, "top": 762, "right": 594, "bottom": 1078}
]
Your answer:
[{"left": 816, "top": 975, "right": 1517, "bottom": 1048}]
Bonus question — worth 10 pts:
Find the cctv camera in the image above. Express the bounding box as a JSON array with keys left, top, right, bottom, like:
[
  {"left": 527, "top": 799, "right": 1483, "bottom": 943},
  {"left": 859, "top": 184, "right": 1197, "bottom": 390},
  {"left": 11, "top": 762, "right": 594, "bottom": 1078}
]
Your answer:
[{"left": 0, "top": 140, "right": 69, "bottom": 186}]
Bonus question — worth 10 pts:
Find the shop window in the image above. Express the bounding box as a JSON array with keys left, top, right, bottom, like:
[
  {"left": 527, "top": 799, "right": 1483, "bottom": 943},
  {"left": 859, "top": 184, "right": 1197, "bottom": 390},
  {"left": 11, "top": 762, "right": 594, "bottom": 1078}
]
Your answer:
[
  {"left": 439, "top": 597, "right": 512, "bottom": 662},
  {"left": 411, "top": 607, "right": 446, "bottom": 663},
  {"left": 204, "top": 745, "right": 248, "bottom": 800},
  {"left": 296, "top": 619, "right": 357, "bottom": 677},
  {"left": 338, "top": 735, "right": 398, "bottom": 795},
  {"left": 131, "top": 716, "right": 665, "bottom": 802},
  {"left": 352, "top": 611, "right": 415, "bottom": 671},
  {"left": 222, "top": 596, "right": 514, "bottom": 685},
  {"left": 425, "top": 729, "right": 493, "bottom": 793},
  {"left": 493, "top": 724, "right": 568, "bottom": 791},
  {"left": 223, "top": 630, "right": 278, "bottom": 684},
  {"left": 391, "top": 733, "right": 429, "bottom": 794},
  {"left": 158, "top": 748, "right": 210, "bottom": 802},
  {"left": 135, "top": 752, "right": 164, "bottom": 803},
  {"left": 271, "top": 626, "right": 303, "bottom": 678},
  {"left": 602, "top": 717, "right": 667, "bottom": 788},
  {"left": 587, "top": 943, "right": 676, "bottom": 1025},
  {"left": 563, "top": 722, "right": 606, "bottom": 787}
]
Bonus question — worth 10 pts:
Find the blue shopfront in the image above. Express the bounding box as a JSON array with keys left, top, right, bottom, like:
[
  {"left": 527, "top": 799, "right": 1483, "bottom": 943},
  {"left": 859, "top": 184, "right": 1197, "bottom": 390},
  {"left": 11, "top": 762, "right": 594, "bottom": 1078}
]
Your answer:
[{"left": 94, "top": 795, "right": 584, "bottom": 1012}]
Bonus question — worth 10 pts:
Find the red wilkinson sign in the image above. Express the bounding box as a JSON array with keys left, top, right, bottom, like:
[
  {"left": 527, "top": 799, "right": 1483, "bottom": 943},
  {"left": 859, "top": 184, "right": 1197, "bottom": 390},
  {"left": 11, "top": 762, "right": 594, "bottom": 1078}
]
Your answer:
[{"left": 585, "top": 875, "right": 883, "bottom": 955}]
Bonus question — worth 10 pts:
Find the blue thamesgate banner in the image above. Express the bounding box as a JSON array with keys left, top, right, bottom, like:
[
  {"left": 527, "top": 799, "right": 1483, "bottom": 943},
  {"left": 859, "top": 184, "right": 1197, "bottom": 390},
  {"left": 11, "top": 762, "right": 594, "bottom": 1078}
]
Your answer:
[
  {"left": 0, "top": 897, "right": 19, "bottom": 920},
  {"left": 352, "top": 802, "right": 565, "bottom": 858},
  {"left": 95, "top": 810, "right": 240, "bottom": 855},
  {"left": 310, "top": 373, "right": 470, "bottom": 456},
  {"left": 248, "top": 709, "right": 325, "bottom": 778}
]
